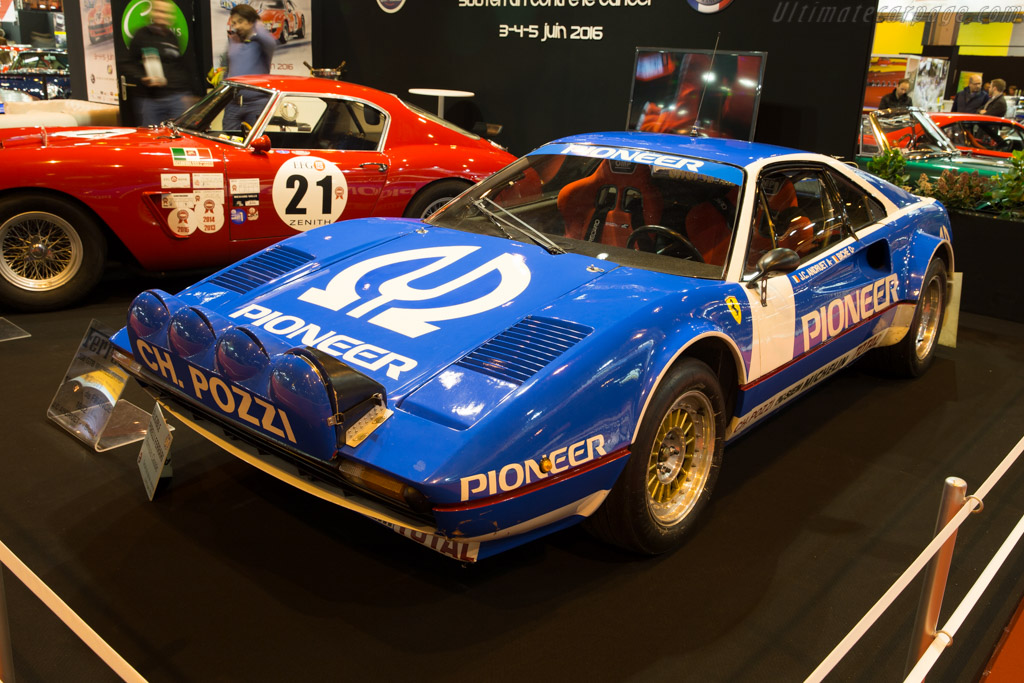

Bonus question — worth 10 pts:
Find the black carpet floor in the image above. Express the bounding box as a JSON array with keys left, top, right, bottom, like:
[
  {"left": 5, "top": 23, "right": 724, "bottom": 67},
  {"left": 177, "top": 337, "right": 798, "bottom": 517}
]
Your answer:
[{"left": 1, "top": 273, "right": 1023, "bottom": 683}]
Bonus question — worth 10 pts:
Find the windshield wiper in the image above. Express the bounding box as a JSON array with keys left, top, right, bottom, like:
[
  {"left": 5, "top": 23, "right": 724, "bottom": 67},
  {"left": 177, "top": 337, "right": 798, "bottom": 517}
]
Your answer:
[{"left": 472, "top": 197, "right": 566, "bottom": 255}]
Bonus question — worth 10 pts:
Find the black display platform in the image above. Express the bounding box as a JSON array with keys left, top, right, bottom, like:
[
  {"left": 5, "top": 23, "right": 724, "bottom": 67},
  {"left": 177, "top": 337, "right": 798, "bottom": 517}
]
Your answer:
[{"left": 1, "top": 275, "right": 1023, "bottom": 683}]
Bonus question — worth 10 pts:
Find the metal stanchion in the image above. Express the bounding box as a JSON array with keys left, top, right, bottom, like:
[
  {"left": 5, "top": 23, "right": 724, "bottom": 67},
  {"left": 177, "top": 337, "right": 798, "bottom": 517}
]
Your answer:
[
  {"left": 905, "top": 476, "right": 968, "bottom": 677},
  {"left": 0, "top": 565, "right": 15, "bottom": 683}
]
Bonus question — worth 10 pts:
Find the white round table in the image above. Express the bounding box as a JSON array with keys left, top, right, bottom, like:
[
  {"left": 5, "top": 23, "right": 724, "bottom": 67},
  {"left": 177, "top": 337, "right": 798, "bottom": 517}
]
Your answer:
[{"left": 408, "top": 88, "right": 475, "bottom": 117}]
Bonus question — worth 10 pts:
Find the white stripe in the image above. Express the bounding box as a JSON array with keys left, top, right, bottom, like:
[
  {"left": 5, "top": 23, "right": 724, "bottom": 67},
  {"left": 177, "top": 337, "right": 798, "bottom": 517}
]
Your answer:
[{"left": 742, "top": 275, "right": 796, "bottom": 381}]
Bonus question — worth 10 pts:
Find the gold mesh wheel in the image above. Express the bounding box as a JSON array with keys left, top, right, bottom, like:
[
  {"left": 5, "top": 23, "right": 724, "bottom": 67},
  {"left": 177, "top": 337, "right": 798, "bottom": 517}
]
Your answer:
[{"left": 645, "top": 389, "right": 715, "bottom": 527}]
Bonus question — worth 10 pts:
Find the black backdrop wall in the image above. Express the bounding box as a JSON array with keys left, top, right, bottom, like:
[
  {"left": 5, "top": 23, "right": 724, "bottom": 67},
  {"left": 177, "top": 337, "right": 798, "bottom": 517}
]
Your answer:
[{"left": 70, "top": 0, "right": 878, "bottom": 159}]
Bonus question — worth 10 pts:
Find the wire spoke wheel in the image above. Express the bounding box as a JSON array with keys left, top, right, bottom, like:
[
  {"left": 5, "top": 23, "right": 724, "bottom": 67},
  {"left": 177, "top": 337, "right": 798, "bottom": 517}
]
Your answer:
[
  {"left": 0, "top": 211, "right": 83, "bottom": 292},
  {"left": 646, "top": 390, "right": 715, "bottom": 526}
]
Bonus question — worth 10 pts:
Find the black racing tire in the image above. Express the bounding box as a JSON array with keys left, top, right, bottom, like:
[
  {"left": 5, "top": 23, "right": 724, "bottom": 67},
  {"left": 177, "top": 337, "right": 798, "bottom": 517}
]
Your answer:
[
  {"left": 0, "top": 195, "right": 107, "bottom": 312},
  {"left": 403, "top": 180, "right": 470, "bottom": 219},
  {"left": 279, "top": 23, "right": 289, "bottom": 44},
  {"left": 871, "top": 259, "right": 947, "bottom": 378},
  {"left": 296, "top": 17, "right": 305, "bottom": 39},
  {"left": 585, "top": 358, "right": 725, "bottom": 554}
]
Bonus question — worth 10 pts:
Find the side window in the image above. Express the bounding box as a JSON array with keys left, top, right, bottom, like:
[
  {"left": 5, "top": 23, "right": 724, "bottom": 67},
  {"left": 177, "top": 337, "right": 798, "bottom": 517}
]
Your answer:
[
  {"left": 262, "top": 95, "right": 327, "bottom": 149},
  {"left": 943, "top": 122, "right": 967, "bottom": 146},
  {"left": 997, "top": 124, "right": 1024, "bottom": 153},
  {"left": 745, "top": 168, "right": 844, "bottom": 276},
  {"left": 859, "top": 116, "right": 879, "bottom": 155},
  {"left": 312, "top": 99, "right": 388, "bottom": 151},
  {"left": 829, "top": 171, "right": 886, "bottom": 231},
  {"left": 262, "top": 97, "right": 388, "bottom": 151}
]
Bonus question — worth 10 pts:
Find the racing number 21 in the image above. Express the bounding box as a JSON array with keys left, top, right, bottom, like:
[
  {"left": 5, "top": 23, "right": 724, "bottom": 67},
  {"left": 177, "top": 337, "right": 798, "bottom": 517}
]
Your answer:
[{"left": 285, "top": 174, "right": 333, "bottom": 214}]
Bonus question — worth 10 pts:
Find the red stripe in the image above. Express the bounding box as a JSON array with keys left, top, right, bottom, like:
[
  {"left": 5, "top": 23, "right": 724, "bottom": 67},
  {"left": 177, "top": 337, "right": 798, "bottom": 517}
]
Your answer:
[{"left": 434, "top": 445, "right": 632, "bottom": 513}]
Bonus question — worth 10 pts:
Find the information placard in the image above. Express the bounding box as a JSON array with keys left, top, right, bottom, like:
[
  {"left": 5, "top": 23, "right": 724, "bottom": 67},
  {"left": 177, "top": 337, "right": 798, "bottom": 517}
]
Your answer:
[{"left": 138, "top": 403, "right": 173, "bottom": 500}]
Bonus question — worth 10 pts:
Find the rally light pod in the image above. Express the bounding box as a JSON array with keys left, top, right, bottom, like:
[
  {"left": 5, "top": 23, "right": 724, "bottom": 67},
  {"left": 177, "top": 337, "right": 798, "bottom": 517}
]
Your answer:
[
  {"left": 127, "top": 290, "right": 183, "bottom": 341},
  {"left": 269, "top": 348, "right": 391, "bottom": 453},
  {"left": 215, "top": 327, "right": 272, "bottom": 382},
  {"left": 168, "top": 307, "right": 218, "bottom": 359}
]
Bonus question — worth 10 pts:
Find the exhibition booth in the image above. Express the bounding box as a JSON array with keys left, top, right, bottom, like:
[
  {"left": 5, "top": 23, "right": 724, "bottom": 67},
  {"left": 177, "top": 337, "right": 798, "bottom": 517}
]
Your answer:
[{"left": 0, "top": 1, "right": 1023, "bottom": 681}]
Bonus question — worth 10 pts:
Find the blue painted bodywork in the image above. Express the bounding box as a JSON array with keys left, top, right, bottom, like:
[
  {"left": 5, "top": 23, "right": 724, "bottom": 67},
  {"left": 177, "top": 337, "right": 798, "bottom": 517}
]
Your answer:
[{"left": 110, "top": 132, "right": 953, "bottom": 560}]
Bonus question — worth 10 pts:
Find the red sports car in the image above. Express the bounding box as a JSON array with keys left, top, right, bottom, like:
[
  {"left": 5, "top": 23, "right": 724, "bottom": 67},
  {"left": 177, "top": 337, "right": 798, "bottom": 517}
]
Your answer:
[
  {"left": 260, "top": 0, "right": 305, "bottom": 44},
  {"left": 929, "top": 112, "right": 1024, "bottom": 158},
  {"left": 0, "top": 75, "right": 514, "bottom": 311}
]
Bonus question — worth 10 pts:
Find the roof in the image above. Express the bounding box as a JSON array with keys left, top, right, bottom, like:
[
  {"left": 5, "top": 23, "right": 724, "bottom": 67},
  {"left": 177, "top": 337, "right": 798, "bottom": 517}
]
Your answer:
[
  {"left": 543, "top": 131, "right": 807, "bottom": 168},
  {"left": 225, "top": 74, "right": 399, "bottom": 105}
]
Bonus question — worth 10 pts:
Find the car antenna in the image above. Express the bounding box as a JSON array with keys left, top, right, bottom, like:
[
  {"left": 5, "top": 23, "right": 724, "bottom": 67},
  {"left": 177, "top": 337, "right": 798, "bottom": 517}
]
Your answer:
[{"left": 690, "top": 32, "right": 720, "bottom": 137}]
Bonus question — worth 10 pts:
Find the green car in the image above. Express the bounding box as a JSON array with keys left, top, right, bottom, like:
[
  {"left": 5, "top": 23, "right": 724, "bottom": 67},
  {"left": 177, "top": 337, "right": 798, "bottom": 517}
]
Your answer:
[{"left": 856, "top": 108, "right": 1009, "bottom": 183}]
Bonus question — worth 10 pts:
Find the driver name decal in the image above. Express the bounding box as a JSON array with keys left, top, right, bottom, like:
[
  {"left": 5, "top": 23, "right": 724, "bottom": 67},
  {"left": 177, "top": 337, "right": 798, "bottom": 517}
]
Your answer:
[{"left": 298, "top": 245, "right": 531, "bottom": 338}]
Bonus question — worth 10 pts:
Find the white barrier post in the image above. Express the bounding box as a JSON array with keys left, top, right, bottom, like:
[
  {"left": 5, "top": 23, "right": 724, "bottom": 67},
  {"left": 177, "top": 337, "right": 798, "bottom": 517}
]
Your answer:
[
  {"left": 0, "top": 566, "right": 15, "bottom": 683},
  {"left": 906, "top": 477, "right": 967, "bottom": 676}
]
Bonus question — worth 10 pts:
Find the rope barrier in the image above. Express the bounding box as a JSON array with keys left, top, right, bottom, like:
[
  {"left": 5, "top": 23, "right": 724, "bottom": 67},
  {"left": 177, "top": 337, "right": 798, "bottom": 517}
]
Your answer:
[
  {"left": 805, "top": 433, "right": 1024, "bottom": 682},
  {"left": 0, "top": 540, "right": 147, "bottom": 683}
]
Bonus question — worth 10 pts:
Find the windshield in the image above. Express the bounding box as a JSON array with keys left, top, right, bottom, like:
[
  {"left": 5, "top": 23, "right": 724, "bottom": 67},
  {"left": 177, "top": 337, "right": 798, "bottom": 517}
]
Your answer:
[
  {"left": 867, "top": 109, "right": 956, "bottom": 157},
  {"left": 10, "top": 51, "right": 68, "bottom": 73},
  {"left": 174, "top": 82, "right": 275, "bottom": 144},
  {"left": 427, "top": 143, "right": 745, "bottom": 278}
]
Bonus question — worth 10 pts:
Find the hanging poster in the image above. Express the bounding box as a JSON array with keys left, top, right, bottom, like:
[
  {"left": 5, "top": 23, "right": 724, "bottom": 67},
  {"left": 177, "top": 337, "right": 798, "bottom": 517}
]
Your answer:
[
  {"left": 80, "top": 0, "right": 118, "bottom": 104},
  {"left": 210, "top": 0, "right": 312, "bottom": 78}
]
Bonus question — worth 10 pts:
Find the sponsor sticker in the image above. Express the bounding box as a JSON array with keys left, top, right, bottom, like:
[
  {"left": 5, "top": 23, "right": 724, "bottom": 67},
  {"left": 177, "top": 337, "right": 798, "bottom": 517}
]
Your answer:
[
  {"left": 161, "top": 173, "right": 191, "bottom": 189},
  {"left": 229, "top": 178, "right": 260, "bottom": 194},
  {"left": 171, "top": 147, "right": 215, "bottom": 167},
  {"left": 193, "top": 173, "right": 224, "bottom": 189}
]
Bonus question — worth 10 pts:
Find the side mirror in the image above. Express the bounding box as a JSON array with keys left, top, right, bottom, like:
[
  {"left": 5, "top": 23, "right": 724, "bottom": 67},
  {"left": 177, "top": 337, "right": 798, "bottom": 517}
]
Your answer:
[
  {"left": 746, "top": 248, "right": 800, "bottom": 306},
  {"left": 251, "top": 134, "right": 272, "bottom": 154}
]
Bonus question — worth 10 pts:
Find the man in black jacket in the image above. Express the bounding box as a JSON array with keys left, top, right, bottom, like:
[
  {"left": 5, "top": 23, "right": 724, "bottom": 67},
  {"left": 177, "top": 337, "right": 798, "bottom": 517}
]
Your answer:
[
  {"left": 952, "top": 74, "right": 986, "bottom": 113},
  {"left": 124, "top": 0, "right": 197, "bottom": 126},
  {"left": 981, "top": 79, "right": 1008, "bottom": 118},
  {"left": 879, "top": 79, "right": 912, "bottom": 109}
]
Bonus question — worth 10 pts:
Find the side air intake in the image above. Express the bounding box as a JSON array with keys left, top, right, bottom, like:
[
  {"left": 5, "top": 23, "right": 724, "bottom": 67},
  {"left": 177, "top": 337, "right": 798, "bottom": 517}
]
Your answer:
[
  {"left": 210, "top": 245, "right": 314, "bottom": 294},
  {"left": 456, "top": 316, "right": 592, "bottom": 385}
]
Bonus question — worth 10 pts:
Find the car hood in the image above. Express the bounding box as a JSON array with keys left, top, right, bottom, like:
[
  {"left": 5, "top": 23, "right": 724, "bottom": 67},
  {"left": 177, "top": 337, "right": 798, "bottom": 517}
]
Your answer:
[
  {"left": 180, "top": 222, "right": 611, "bottom": 396},
  {"left": 909, "top": 151, "right": 1010, "bottom": 174},
  {"left": 0, "top": 125, "right": 221, "bottom": 151}
]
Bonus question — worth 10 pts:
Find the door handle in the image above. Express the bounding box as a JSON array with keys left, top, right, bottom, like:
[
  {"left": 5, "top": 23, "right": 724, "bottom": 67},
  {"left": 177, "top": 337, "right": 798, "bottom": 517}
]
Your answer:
[{"left": 359, "top": 162, "right": 388, "bottom": 173}]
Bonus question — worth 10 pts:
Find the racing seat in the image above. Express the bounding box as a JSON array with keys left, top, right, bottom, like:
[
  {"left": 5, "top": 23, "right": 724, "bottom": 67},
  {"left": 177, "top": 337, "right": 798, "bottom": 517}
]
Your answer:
[
  {"left": 557, "top": 160, "right": 663, "bottom": 248},
  {"left": 748, "top": 177, "right": 814, "bottom": 270},
  {"left": 685, "top": 188, "right": 738, "bottom": 267}
]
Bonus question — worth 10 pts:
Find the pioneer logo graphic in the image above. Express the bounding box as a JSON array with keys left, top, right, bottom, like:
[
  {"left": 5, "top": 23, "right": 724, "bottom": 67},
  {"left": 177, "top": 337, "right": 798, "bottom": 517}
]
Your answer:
[{"left": 299, "top": 246, "right": 531, "bottom": 338}]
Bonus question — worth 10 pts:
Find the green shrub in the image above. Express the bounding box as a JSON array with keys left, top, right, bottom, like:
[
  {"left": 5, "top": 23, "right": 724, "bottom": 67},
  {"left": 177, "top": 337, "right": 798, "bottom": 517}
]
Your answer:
[
  {"left": 866, "top": 147, "right": 909, "bottom": 188},
  {"left": 914, "top": 170, "right": 995, "bottom": 211}
]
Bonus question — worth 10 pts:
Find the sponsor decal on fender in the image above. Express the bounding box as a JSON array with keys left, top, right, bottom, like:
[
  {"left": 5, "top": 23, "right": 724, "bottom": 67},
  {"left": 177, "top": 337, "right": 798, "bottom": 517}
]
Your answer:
[
  {"left": 726, "top": 296, "right": 742, "bottom": 324},
  {"left": 459, "top": 435, "right": 607, "bottom": 501},
  {"left": 799, "top": 273, "right": 899, "bottom": 353}
]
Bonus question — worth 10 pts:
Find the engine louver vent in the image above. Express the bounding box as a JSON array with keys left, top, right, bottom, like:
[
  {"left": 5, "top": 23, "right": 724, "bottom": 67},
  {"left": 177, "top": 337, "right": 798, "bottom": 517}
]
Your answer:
[
  {"left": 456, "top": 316, "right": 592, "bottom": 385},
  {"left": 210, "top": 245, "right": 314, "bottom": 294}
]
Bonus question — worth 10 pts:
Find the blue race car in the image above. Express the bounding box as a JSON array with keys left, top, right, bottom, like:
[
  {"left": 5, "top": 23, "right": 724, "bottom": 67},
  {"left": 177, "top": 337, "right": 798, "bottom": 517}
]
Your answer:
[{"left": 110, "top": 132, "right": 954, "bottom": 561}]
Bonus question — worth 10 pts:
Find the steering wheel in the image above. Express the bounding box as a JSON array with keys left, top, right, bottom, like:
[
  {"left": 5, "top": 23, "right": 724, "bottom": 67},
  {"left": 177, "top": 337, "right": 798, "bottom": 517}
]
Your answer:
[{"left": 626, "top": 225, "right": 704, "bottom": 262}]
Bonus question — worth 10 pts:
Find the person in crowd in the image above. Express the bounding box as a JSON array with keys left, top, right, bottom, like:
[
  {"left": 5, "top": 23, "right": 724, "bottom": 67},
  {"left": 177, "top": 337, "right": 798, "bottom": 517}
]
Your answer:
[
  {"left": 879, "top": 79, "right": 912, "bottom": 110},
  {"left": 1007, "top": 85, "right": 1018, "bottom": 96},
  {"left": 124, "top": 0, "right": 198, "bottom": 126},
  {"left": 221, "top": 3, "right": 276, "bottom": 130},
  {"left": 952, "top": 74, "right": 987, "bottom": 113},
  {"left": 980, "top": 78, "right": 1008, "bottom": 118}
]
